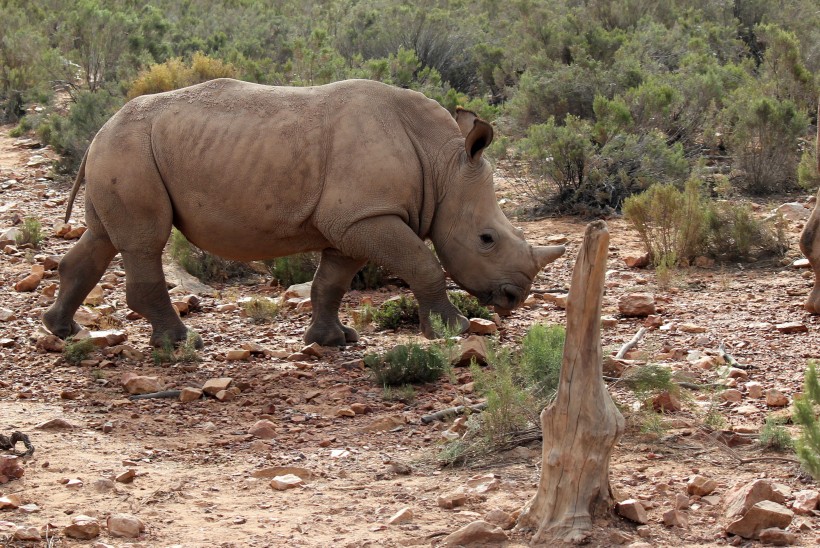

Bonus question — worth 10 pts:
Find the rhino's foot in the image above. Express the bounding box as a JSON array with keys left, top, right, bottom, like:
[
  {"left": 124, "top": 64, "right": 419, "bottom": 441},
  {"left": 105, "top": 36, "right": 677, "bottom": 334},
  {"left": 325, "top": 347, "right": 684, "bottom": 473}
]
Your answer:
[
  {"left": 150, "top": 328, "right": 203, "bottom": 349},
  {"left": 806, "top": 285, "right": 820, "bottom": 314},
  {"left": 42, "top": 309, "right": 82, "bottom": 340},
  {"left": 305, "top": 322, "right": 358, "bottom": 347}
]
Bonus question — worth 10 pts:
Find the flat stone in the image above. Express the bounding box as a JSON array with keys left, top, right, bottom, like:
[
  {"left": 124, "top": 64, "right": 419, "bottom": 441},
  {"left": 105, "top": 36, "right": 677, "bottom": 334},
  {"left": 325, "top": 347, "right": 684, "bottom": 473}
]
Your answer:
[
  {"left": 14, "top": 273, "right": 41, "bottom": 292},
  {"left": 106, "top": 513, "right": 145, "bottom": 538},
  {"left": 202, "top": 377, "right": 232, "bottom": 396},
  {"left": 226, "top": 349, "right": 250, "bottom": 361},
  {"left": 663, "top": 508, "right": 688, "bottom": 528},
  {"left": 252, "top": 466, "right": 312, "bottom": 481},
  {"left": 115, "top": 469, "right": 137, "bottom": 484},
  {"left": 775, "top": 322, "right": 808, "bottom": 334},
  {"left": 438, "top": 492, "right": 468, "bottom": 509},
  {"left": 179, "top": 387, "right": 203, "bottom": 403},
  {"left": 64, "top": 515, "right": 100, "bottom": 540},
  {"left": 442, "top": 520, "right": 508, "bottom": 546},
  {"left": 765, "top": 389, "right": 789, "bottom": 407},
  {"left": 249, "top": 419, "right": 276, "bottom": 440},
  {"left": 83, "top": 285, "right": 105, "bottom": 305},
  {"left": 792, "top": 490, "right": 819, "bottom": 515},
  {"left": 758, "top": 527, "right": 798, "bottom": 545},
  {"left": 270, "top": 474, "right": 304, "bottom": 490},
  {"left": 454, "top": 335, "right": 488, "bottom": 366},
  {"left": 34, "top": 418, "right": 75, "bottom": 430},
  {"left": 468, "top": 317, "right": 498, "bottom": 335},
  {"left": 0, "top": 307, "right": 15, "bottom": 321},
  {"left": 725, "top": 500, "right": 793, "bottom": 539},
  {"left": 617, "top": 499, "right": 649, "bottom": 524},
  {"left": 14, "top": 526, "right": 40, "bottom": 541},
  {"left": 122, "top": 374, "right": 162, "bottom": 395},
  {"left": 618, "top": 293, "right": 656, "bottom": 317},
  {"left": 687, "top": 475, "right": 717, "bottom": 496},
  {"left": 387, "top": 507, "right": 414, "bottom": 525},
  {"left": 746, "top": 381, "right": 764, "bottom": 399}
]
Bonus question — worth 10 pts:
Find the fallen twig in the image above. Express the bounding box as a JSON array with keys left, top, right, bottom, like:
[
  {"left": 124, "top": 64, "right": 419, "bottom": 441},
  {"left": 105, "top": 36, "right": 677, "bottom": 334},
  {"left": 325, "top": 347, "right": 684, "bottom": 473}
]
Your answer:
[
  {"left": 615, "top": 327, "right": 648, "bottom": 359},
  {"left": 421, "top": 402, "right": 487, "bottom": 424},
  {"left": 719, "top": 342, "right": 753, "bottom": 370},
  {"left": 128, "top": 390, "right": 182, "bottom": 400}
]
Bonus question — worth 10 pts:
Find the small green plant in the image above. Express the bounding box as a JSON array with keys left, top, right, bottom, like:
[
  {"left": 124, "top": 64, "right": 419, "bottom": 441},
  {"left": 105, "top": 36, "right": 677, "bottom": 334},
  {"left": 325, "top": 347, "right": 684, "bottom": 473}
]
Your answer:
[
  {"left": 365, "top": 342, "right": 448, "bottom": 386},
  {"left": 352, "top": 302, "right": 376, "bottom": 331},
  {"left": 638, "top": 410, "right": 668, "bottom": 437},
  {"left": 793, "top": 361, "right": 820, "bottom": 477},
  {"left": 264, "top": 253, "right": 317, "bottom": 287},
  {"left": 373, "top": 296, "right": 419, "bottom": 331},
  {"left": 703, "top": 407, "right": 727, "bottom": 430},
  {"left": 152, "top": 332, "right": 202, "bottom": 365},
  {"left": 241, "top": 297, "right": 280, "bottom": 324},
  {"left": 759, "top": 414, "right": 794, "bottom": 452},
  {"left": 382, "top": 384, "right": 416, "bottom": 403},
  {"left": 621, "top": 364, "right": 678, "bottom": 401},
  {"left": 519, "top": 323, "right": 565, "bottom": 402},
  {"left": 448, "top": 291, "right": 493, "bottom": 320},
  {"left": 15, "top": 217, "right": 44, "bottom": 248},
  {"left": 169, "top": 229, "right": 248, "bottom": 282},
  {"left": 63, "top": 337, "right": 95, "bottom": 365}
]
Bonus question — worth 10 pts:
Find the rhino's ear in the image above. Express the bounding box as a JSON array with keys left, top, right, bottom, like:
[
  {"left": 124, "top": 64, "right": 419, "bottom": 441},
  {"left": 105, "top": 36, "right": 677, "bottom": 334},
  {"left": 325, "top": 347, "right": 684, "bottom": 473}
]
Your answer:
[
  {"left": 455, "top": 106, "right": 478, "bottom": 138},
  {"left": 465, "top": 119, "right": 493, "bottom": 162}
]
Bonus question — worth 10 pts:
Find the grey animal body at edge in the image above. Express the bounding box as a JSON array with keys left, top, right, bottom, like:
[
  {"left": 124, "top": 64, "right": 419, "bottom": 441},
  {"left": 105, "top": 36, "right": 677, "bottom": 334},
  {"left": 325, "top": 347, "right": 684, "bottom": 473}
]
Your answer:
[{"left": 43, "top": 78, "right": 565, "bottom": 348}]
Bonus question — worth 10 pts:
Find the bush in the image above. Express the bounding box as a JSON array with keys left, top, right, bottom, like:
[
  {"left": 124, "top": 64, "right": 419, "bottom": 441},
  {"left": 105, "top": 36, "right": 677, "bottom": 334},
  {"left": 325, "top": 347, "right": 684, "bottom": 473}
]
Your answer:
[
  {"left": 127, "top": 52, "right": 238, "bottom": 99},
  {"left": 241, "top": 297, "right": 280, "bottom": 324},
  {"left": 265, "top": 254, "right": 317, "bottom": 287},
  {"left": 152, "top": 332, "right": 201, "bottom": 365},
  {"left": 723, "top": 92, "right": 808, "bottom": 194},
  {"left": 519, "top": 324, "right": 565, "bottom": 402},
  {"left": 169, "top": 229, "right": 249, "bottom": 282},
  {"left": 63, "top": 337, "right": 95, "bottom": 365},
  {"left": 623, "top": 178, "right": 707, "bottom": 265},
  {"left": 759, "top": 414, "right": 794, "bottom": 452},
  {"left": 365, "top": 343, "right": 448, "bottom": 387},
  {"left": 703, "top": 202, "right": 787, "bottom": 261},
  {"left": 15, "top": 217, "right": 44, "bottom": 248},
  {"left": 794, "top": 361, "right": 820, "bottom": 478},
  {"left": 797, "top": 137, "right": 820, "bottom": 192},
  {"left": 373, "top": 296, "right": 419, "bottom": 331},
  {"left": 447, "top": 291, "right": 492, "bottom": 320}
]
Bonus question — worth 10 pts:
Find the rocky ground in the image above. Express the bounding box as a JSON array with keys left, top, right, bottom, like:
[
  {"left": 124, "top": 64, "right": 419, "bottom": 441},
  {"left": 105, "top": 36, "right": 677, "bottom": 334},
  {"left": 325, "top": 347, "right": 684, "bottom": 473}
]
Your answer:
[{"left": 1, "top": 124, "right": 820, "bottom": 547}]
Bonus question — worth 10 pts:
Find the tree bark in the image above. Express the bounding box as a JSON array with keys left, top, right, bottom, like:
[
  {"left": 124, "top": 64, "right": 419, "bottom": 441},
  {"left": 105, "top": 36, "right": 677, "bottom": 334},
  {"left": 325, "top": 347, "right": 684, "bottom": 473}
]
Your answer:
[{"left": 517, "top": 220, "right": 625, "bottom": 545}]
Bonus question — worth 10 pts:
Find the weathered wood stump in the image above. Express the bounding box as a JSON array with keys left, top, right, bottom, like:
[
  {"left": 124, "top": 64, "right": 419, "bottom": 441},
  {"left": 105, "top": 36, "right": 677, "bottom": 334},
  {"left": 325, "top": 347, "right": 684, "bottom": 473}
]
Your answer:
[{"left": 517, "top": 220, "right": 625, "bottom": 545}]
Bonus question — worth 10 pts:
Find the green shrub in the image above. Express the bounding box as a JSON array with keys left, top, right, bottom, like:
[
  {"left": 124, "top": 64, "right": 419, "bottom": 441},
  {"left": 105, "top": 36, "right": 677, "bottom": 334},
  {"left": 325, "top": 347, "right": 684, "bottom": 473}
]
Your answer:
[
  {"left": 794, "top": 361, "right": 820, "bottom": 478},
  {"left": 797, "top": 138, "right": 820, "bottom": 192},
  {"left": 63, "top": 337, "right": 95, "bottom": 365},
  {"left": 373, "top": 296, "right": 419, "bottom": 331},
  {"left": 169, "top": 229, "right": 249, "bottom": 282},
  {"left": 15, "top": 217, "right": 44, "bottom": 248},
  {"left": 241, "top": 297, "right": 280, "bottom": 324},
  {"left": 621, "top": 364, "right": 677, "bottom": 400},
  {"left": 365, "top": 342, "right": 448, "bottom": 386},
  {"left": 152, "top": 332, "right": 202, "bottom": 365},
  {"left": 447, "top": 291, "right": 492, "bottom": 320},
  {"left": 127, "top": 52, "right": 238, "bottom": 99},
  {"left": 265, "top": 254, "right": 317, "bottom": 287},
  {"left": 519, "top": 323, "right": 565, "bottom": 402},
  {"left": 623, "top": 178, "right": 708, "bottom": 265},
  {"left": 703, "top": 201, "right": 787, "bottom": 261},
  {"left": 759, "top": 414, "right": 794, "bottom": 452},
  {"left": 382, "top": 384, "right": 416, "bottom": 403}
]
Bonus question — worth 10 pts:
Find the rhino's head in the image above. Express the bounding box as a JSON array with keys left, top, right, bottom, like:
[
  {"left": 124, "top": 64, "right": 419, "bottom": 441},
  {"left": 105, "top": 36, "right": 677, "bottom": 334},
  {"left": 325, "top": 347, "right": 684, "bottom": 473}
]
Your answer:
[{"left": 431, "top": 108, "right": 565, "bottom": 312}]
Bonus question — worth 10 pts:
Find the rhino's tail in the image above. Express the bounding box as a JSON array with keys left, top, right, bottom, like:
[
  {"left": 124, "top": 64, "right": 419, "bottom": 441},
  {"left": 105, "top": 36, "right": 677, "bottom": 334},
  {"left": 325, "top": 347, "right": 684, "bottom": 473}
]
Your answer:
[{"left": 64, "top": 150, "right": 88, "bottom": 224}]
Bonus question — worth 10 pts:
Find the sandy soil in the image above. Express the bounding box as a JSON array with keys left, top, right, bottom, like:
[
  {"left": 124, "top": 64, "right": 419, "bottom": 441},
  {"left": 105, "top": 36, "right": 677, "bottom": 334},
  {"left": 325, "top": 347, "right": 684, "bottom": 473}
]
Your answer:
[{"left": 1, "top": 124, "right": 820, "bottom": 547}]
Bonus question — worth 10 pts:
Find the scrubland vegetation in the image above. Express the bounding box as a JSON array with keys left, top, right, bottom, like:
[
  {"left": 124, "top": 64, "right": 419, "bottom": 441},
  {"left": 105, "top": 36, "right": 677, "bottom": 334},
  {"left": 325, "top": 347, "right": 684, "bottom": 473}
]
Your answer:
[{"left": 1, "top": 0, "right": 817, "bottom": 214}]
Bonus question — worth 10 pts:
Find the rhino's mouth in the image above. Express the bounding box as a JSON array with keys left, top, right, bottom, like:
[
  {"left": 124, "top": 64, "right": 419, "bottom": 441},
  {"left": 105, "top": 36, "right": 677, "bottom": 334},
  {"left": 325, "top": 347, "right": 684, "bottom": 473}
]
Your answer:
[{"left": 475, "top": 283, "right": 527, "bottom": 312}]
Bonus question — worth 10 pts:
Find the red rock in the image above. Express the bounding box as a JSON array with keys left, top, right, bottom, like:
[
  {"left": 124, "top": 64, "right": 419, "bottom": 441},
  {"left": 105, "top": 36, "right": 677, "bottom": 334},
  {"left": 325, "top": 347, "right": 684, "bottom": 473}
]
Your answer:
[
  {"left": 387, "top": 507, "right": 414, "bottom": 525},
  {"left": 14, "top": 273, "right": 41, "bottom": 292},
  {"left": 454, "top": 335, "right": 488, "bottom": 366},
  {"left": 775, "top": 322, "right": 808, "bottom": 334},
  {"left": 624, "top": 254, "right": 650, "bottom": 268},
  {"left": 249, "top": 419, "right": 276, "bottom": 440},
  {"left": 618, "top": 293, "right": 656, "bottom": 317},
  {"left": 64, "top": 515, "right": 100, "bottom": 540},
  {"left": 179, "top": 387, "right": 203, "bottom": 402},
  {"left": 725, "top": 500, "right": 793, "bottom": 539},
  {"left": 468, "top": 317, "right": 498, "bottom": 335},
  {"left": 617, "top": 499, "right": 649, "bottom": 524},
  {"left": 202, "top": 377, "right": 232, "bottom": 396},
  {"left": 791, "top": 490, "right": 819, "bottom": 515},
  {"left": 758, "top": 527, "right": 797, "bottom": 545},
  {"left": 652, "top": 390, "right": 682, "bottom": 413},
  {"left": 687, "top": 475, "right": 717, "bottom": 496},
  {"left": 663, "top": 508, "right": 688, "bottom": 528},
  {"left": 438, "top": 492, "right": 468, "bottom": 509},
  {"left": 442, "top": 520, "right": 508, "bottom": 546},
  {"left": 725, "top": 480, "right": 786, "bottom": 518},
  {"left": 270, "top": 474, "right": 304, "bottom": 490},
  {"left": 106, "top": 513, "right": 145, "bottom": 538}
]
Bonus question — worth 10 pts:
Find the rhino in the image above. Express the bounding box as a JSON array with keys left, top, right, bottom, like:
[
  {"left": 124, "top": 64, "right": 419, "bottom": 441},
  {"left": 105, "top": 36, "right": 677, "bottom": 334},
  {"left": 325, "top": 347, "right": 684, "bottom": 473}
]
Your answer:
[
  {"left": 43, "top": 78, "right": 565, "bottom": 347},
  {"left": 799, "top": 100, "right": 820, "bottom": 313}
]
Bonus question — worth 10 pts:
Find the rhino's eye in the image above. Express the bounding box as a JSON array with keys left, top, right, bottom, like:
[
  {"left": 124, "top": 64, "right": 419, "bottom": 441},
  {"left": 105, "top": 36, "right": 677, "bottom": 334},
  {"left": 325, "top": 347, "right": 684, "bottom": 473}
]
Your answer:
[{"left": 480, "top": 233, "right": 494, "bottom": 245}]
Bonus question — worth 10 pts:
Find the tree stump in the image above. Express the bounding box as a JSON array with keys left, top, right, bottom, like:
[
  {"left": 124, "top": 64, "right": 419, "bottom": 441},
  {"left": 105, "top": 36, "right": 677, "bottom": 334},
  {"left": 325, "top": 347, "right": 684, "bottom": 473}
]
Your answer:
[{"left": 517, "top": 220, "right": 625, "bottom": 545}]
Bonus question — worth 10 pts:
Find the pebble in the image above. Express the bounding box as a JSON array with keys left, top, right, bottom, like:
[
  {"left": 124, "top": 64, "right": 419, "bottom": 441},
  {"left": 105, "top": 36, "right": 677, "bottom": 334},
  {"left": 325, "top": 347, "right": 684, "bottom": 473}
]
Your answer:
[
  {"left": 270, "top": 474, "right": 304, "bottom": 490},
  {"left": 387, "top": 507, "right": 414, "bottom": 525},
  {"left": 617, "top": 499, "right": 649, "bottom": 524},
  {"left": 687, "top": 475, "right": 717, "bottom": 496},
  {"left": 106, "top": 513, "right": 146, "bottom": 538},
  {"left": 64, "top": 515, "right": 100, "bottom": 539}
]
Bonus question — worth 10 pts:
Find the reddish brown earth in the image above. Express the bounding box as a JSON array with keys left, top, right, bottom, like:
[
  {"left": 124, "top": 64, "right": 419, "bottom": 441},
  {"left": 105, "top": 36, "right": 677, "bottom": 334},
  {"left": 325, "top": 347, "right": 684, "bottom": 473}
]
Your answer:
[{"left": 1, "top": 124, "right": 820, "bottom": 547}]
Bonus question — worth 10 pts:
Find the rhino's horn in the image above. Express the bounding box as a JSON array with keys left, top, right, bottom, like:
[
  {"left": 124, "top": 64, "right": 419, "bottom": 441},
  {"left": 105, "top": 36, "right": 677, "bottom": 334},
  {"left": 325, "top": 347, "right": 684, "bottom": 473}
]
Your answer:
[{"left": 534, "top": 245, "right": 566, "bottom": 270}]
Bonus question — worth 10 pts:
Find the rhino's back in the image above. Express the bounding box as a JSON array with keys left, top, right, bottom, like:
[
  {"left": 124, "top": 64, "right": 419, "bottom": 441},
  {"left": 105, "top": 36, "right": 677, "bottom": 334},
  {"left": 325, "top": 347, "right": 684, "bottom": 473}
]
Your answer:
[{"left": 89, "top": 79, "right": 457, "bottom": 260}]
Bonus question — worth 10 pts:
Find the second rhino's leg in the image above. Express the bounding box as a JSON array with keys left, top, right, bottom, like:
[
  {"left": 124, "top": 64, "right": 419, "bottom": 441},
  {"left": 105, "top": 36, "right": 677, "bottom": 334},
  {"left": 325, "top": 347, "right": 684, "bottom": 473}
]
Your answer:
[
  {"left": 304, "top": 249, "right": 366, "bottom": 346},
  {"left": 331, "top": 217, "right": 468, "bottom": 339},
  {"left": 42, "top": 204, "right": 117, "bottom": 338},
  {"left": 800, "top": 188, "right": 820, "bottom": 313}
]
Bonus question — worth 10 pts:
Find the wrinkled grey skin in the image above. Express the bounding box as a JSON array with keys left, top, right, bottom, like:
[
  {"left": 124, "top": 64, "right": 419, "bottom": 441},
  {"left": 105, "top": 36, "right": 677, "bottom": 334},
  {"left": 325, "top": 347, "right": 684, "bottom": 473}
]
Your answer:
[{"left": 43, "top": 79, "right": 564, "bottom": 347}]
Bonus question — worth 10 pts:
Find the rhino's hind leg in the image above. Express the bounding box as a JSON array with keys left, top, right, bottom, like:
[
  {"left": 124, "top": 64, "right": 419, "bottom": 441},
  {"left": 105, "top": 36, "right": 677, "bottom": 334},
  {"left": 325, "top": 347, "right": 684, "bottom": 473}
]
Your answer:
[
  {"left": 43, "top": 223, "right": 117, "bottom": 338},
  {"left": 120, "top": 251, "right": 201, "bottom": 348},
  {"left": 305, "top": 249, "right": 366, "bottom": 346}
]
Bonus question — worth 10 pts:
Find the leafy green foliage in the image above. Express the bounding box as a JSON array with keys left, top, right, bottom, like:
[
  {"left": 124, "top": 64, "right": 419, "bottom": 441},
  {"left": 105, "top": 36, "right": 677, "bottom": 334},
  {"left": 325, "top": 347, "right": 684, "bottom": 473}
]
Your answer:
[
  {"left": 797, "top": 138, "right": 820, "bottom": 192},
  {"left": 63, "top": 337, "right": 95, "bottom": 365},
  {"left": 794, "top": 361, "right": 820, "bottom": 478},
  {"left": 168, "top": 229, "right": 249, "bottom": 282},
  {"left": 365, "top": 343, "right": 448, "bottom": 387},
  {"left": 264, "top": 254, "right": 317, "bottom": 288},
  {"left": 152, "top": 332, "right": 202, "bottom": 365},
  {"left": 519, "top": 324, "right": 565, "bottom": 402},
  {"left": 373, "top": 296, "right": 419, "bottom": 331},
  {"left": 127, "top": 52, "right": 238, "bottom": 99},
  {"left": 241, "top": 297, "right": 280, "bottom": 324},
  {"left": 15, "top": 217, "right": 43, "bottom": 248},
  {"left": 447, "top": 292, "right": 492, "bottom": 320},
  {"left": 759, "top": 414, "right": 794, "bottom": 452}
]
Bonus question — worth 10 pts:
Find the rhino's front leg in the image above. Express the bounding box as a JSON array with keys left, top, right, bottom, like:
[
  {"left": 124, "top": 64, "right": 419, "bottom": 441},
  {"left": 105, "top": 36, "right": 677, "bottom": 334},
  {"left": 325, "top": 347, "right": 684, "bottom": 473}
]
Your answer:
[
  {"left": 305, "top": 249, "right": 366, "bottom": 346},
  {"left": 800, "top": 188, "right": 820, "bottom": 313},
  {"left": 334, "top": 217, "right": 468, "bottom": 339}
]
